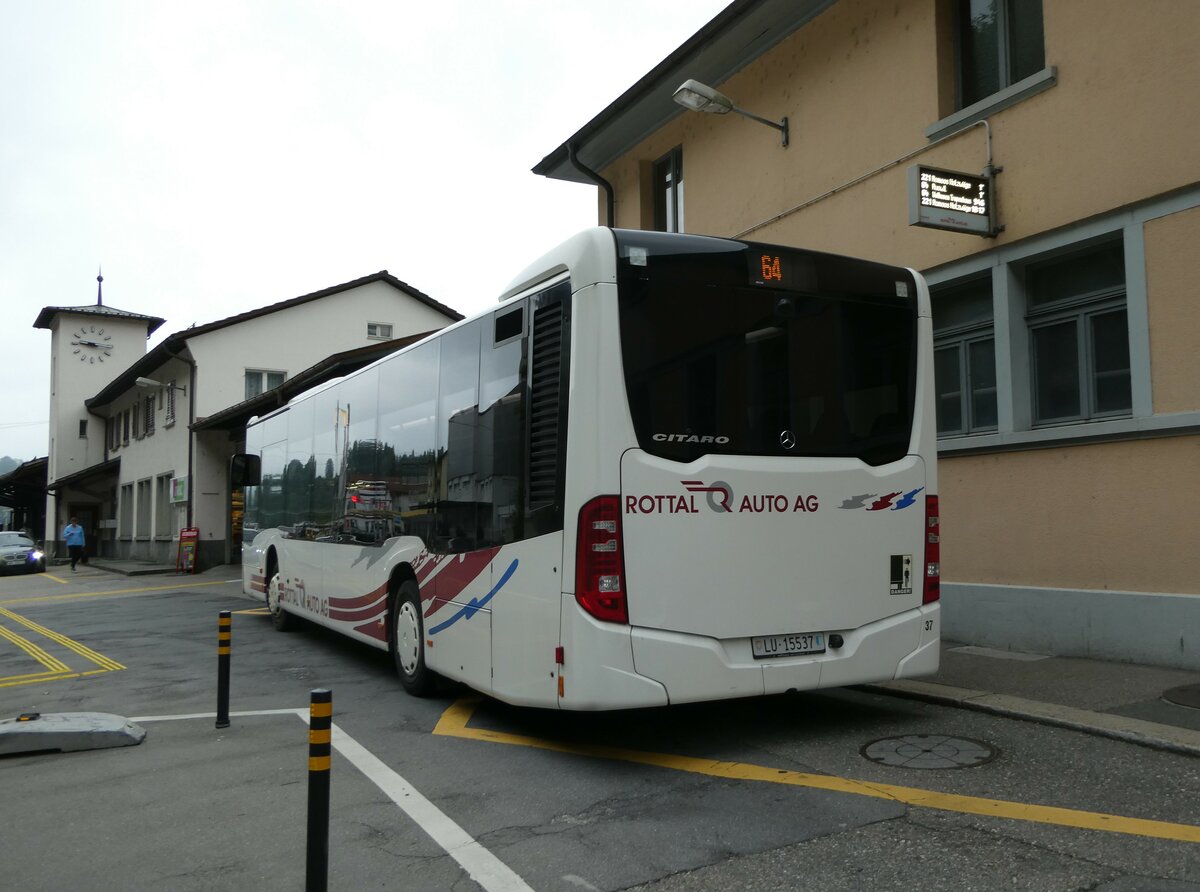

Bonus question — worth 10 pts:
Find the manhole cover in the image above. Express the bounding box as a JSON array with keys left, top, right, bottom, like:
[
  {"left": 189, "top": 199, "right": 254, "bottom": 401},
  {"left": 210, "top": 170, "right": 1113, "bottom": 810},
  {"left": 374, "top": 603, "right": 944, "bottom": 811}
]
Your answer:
[
  {"left": 1163, "top": 684, "right": 1200, "bottom": 710},
  {"left": 861, "top": 735, "right": 997, "bottom": 769}
]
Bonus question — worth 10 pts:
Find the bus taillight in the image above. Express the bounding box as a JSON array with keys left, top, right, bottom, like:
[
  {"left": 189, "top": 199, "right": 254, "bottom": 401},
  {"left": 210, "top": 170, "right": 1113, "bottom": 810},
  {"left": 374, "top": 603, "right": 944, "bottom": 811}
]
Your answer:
[
  {"left": 575, "top": 495, "right": 628, "bottom": 624},
  {"left": 924, "top": 494, "right": 940, "bottom": 604}
]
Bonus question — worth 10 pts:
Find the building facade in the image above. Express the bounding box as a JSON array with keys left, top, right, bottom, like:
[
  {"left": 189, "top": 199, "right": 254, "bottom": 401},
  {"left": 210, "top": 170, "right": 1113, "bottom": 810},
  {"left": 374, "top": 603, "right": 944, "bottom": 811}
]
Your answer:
[
  {"left": 36, "top": 271, "right": 461, "bottom": 570},
  {"left": 535, "top": 0, "right": 1200, "bottom": 668}
]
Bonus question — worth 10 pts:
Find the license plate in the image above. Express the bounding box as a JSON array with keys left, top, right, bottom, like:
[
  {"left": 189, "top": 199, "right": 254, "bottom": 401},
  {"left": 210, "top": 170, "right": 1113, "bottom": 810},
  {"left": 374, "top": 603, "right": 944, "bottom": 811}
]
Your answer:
[{"left": 751, "top": 632, "right": 826, "bottom": 659}]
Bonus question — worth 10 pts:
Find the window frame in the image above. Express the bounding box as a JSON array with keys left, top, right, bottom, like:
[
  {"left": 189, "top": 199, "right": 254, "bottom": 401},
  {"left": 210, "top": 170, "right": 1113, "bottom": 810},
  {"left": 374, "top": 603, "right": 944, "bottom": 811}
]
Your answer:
[
  {"left": 245, "top": 368, "right": 286, "bottom": 401},
  {"left": 119, "top": 482, "right": 134, "bottom": 539},
  {"left": 935, "top": 328, "right": 998, "bottom": 437},
  {"left": 926, "top": 0, "right": 1054, "bottom": 141},
  {"left": 652, "top": 147, "right": 684, "bottom": 233},
  {"left": 921, "top": 189, "right": 1186, "bottom": 456},
  {"left": 956, "top": 0, "right": 1045, "bottom": 110},
  {"left": 1026, "top": 268, "right": 1129, "bottom": 426},
  {"left": 932, "top": 273, "right": 998, "bottom": 438},
  {"left": 366, "top": 322, "right": 393, "bottom": 340}
]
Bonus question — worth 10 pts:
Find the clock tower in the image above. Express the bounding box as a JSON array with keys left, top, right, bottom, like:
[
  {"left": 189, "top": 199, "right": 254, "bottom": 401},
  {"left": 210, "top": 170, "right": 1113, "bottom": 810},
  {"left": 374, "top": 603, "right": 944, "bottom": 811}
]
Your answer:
[{"left": 33, "top": 272, "right": 166, "bottom": 543}]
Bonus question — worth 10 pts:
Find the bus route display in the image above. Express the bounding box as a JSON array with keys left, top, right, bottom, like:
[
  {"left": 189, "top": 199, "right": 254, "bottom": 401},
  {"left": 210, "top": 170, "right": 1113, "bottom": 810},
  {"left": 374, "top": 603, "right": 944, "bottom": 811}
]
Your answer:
[{"left": 907, "top": 164, "right": 996, "bottom": 237}]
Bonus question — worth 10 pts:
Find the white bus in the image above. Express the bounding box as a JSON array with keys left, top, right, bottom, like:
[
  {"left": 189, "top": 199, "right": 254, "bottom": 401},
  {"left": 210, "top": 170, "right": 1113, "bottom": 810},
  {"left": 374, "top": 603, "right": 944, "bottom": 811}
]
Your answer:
[{"left": 239, "top": 228, "right": 940, "bottom": 709}]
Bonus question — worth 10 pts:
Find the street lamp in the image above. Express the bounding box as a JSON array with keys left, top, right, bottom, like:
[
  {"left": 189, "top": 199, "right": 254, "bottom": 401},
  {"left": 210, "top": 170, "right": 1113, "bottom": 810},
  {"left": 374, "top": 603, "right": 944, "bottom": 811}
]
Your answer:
[
  {"left": 135, "top": 376, "right": 187, "bottom": 395},
  {"left": 672, "top": 78, "right": 789, "bottom": 147}
]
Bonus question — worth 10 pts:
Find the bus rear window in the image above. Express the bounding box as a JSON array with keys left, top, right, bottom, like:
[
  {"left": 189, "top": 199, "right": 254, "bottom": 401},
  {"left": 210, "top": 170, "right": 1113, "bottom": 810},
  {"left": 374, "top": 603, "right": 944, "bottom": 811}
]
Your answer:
[{"left": 618, "top": 245, "right": 917, "bottom": 466}]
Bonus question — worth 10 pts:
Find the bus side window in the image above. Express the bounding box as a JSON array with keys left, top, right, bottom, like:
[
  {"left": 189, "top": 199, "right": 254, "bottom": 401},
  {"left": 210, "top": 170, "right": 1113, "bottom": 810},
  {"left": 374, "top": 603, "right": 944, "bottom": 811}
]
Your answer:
[
  {"left": 480, "top": 303, "right": 527, "bottom": 547},
  {"left": 437, "top": 320, "right": 482, "bottom": 554},
  {"left": 377, "top": 341, "right": 439, "bottom": 548}
]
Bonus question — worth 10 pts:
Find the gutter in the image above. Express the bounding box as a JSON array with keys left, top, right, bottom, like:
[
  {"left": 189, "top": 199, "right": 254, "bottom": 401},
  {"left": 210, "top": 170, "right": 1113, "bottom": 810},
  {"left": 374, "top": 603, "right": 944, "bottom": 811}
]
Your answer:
[
  {"left": 163, "top": 339, "right": 197, "bottom": 530},
  {"left": 567, "top": 141, "right": 615, "bottom": 227}
]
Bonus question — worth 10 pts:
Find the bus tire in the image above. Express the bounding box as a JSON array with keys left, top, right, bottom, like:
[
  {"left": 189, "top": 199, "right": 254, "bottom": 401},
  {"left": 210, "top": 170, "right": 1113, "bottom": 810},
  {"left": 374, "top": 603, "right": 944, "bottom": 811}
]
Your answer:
[
  {"left": 266, "top": 569, "right": 295, "bottom": 631},
  {"left": 391, "top": 579, "right": 434, "bottom": 696}
]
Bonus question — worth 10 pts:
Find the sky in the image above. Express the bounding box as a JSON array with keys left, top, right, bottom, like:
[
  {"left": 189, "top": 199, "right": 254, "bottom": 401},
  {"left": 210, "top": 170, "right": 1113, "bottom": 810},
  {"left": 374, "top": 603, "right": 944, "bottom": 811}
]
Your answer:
[{"left": 0, "top": 0, "right": 729, "bottom": 462}]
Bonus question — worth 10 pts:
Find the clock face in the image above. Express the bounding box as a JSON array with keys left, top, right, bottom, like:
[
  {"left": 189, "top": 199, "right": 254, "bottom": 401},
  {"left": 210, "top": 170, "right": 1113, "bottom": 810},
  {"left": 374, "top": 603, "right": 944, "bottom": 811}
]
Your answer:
[{"left": 71, "top": 325, "right": 114, "bottom": 364}]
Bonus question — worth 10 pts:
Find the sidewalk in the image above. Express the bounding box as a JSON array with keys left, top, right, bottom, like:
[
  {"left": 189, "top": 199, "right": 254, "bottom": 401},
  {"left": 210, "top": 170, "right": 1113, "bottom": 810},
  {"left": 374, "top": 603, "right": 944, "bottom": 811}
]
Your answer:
[
  {"left": 84, "top": 558, "right": 243, "bottom": 581},
  {"left": 867, "top": 641, "right": 1200, "bottom": 758}
]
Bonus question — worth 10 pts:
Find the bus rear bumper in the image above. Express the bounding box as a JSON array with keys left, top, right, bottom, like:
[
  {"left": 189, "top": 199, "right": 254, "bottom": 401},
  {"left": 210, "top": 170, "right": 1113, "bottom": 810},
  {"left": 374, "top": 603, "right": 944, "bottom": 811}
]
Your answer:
[{"left": 629, "top": 603, "right": 940, "bottom": 705}]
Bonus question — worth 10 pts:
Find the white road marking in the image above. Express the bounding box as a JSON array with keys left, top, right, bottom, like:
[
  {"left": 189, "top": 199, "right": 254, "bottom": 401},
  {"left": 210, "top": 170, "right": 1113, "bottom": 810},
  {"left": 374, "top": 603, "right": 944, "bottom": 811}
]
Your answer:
[
  {"left": 312, "top": 716, "right": 535, "bottom": 892},
  {"left": 129, "top": 709, "right": 534, "bottom": 892},
  {"left": 130, "top": 708, "right": 305, "bottom": 722}
]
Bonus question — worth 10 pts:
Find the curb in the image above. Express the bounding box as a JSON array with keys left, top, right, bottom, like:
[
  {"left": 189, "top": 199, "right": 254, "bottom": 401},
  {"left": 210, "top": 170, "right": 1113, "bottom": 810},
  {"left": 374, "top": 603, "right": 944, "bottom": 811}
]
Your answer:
[{"left": 862, "top": 679, "right": 1200, "bottom": 759}]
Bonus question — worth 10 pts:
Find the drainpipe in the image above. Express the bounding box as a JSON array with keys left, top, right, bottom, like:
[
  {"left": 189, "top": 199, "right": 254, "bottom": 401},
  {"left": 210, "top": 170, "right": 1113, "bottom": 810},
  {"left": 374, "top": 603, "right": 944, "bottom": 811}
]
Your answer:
[
  {"left": 184, "top": 357, "right": 196, "bottom": 531},
  {"left": 164, "top": 341, "right": 197, "bottom": 531},
  {"left": 567, "top": 141, "right": 615, "bottom": 228}
]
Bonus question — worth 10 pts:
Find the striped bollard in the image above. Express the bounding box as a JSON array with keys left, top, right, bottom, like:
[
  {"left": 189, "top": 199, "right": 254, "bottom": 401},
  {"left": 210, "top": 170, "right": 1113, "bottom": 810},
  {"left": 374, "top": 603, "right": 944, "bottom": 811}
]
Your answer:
[
  {"left": 306, "top": 689, "right": 332, "bottom": 892},
  {"left": 215, "top": 611, "right": 231, "bottom": 729}
]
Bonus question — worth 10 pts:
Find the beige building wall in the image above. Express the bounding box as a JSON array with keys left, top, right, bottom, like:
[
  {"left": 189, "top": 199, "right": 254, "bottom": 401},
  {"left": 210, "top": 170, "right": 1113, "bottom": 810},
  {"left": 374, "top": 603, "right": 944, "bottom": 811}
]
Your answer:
[
  {"left": 940, "top": 436, "right": 1200, "bottom": 593},
  {"left": 610, "top": 0, "right": 1199, "bottom": 270},
  {"left": 573, "top": 0, "right": 1200, "bottom": 663},
  {"left": 1145, "top": 205, "right": 1200, "bottom": 415}
]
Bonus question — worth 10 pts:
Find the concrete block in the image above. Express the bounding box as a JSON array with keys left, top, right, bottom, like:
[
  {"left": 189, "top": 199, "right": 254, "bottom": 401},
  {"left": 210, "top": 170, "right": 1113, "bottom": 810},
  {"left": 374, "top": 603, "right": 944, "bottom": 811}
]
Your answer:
[{"left": 0, "top": 712, "right": 146, "bottom": 755}]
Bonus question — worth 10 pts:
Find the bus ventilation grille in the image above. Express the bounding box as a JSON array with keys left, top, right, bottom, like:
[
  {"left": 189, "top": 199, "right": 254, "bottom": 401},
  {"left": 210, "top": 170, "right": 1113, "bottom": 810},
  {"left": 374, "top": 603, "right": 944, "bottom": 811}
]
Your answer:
[{"left": 528, "top": 302, "right": 563, "bottom": 510}]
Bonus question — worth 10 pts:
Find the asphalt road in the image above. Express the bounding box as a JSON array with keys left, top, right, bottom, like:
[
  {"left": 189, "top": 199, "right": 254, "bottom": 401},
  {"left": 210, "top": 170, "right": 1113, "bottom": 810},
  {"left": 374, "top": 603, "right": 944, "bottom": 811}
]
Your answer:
[{"left": 1, "top": 567, "right": 1197, "bottom": 891}]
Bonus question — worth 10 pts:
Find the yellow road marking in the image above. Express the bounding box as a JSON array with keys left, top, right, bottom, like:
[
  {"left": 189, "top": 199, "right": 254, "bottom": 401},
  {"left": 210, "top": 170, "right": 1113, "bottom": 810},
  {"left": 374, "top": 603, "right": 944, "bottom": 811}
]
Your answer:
[
  {"left": 43, "top": 573, "right": 69, "bottom": 585},
  {"left": 0, "top": 578, "right": 238, "bottom": 606},
  {"left": 0, "top": 624, "right": 71, "bottom": 673},
  {"left": 0, "top": 577, "right": 241, "bottom": 687},
  {"left": 234, "top": 607, "right": 270, "bottom": 615},
  {"left": 0, "top": 669, "right": 110, "bottom": 689},
  {"left": 0, "top": 607, "right": 124, "bottom": 671},
  {"left": 433, "top": 698, "right": 1200, "bottom": 845},
  {"left": 0, "top": 606, "right": 125, "bottom": 685}
]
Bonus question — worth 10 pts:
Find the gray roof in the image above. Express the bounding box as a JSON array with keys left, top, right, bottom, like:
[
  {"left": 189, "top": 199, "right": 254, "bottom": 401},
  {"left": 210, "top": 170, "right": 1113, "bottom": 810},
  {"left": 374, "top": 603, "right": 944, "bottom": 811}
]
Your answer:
[
  {"left": 32, "top": 302, "right": 166, "bottom": 336},
  {"left": 85, "top": 270, "right": 462, "bottom": 411}
]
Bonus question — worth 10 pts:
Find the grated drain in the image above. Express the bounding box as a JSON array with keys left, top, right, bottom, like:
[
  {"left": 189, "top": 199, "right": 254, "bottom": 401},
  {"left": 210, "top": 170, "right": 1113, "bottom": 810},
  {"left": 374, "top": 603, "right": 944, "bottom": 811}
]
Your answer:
[{"left": 861, "top": 734, "right": 997, "bottom": 769}]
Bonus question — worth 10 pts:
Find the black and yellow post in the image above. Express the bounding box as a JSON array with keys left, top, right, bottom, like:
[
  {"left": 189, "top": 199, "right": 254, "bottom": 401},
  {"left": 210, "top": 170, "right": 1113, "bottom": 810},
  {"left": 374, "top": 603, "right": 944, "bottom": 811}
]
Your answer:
[
  {"left": 306, "top": 688, "right": 332, "bottom": 892},
  {"left": 215, "top": 611, "right": 231, "bottom": 729}
]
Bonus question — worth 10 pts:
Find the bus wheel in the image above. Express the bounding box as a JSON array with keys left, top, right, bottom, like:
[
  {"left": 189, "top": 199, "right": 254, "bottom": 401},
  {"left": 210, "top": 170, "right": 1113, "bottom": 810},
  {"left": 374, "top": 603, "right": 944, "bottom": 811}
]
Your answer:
[
  {"left": 391, "top": 579, "right": 433, "bottom": 696},
  {"left": 266, "top": 571, "right": 294, "bottom": 631}
]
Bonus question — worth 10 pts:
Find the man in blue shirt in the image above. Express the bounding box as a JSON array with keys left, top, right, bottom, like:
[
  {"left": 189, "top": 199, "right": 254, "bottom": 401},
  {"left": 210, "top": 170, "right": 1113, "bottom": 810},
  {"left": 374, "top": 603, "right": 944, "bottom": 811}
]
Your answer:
[{"left": 63, "top": 517, "right": 85, "bottom": 571}]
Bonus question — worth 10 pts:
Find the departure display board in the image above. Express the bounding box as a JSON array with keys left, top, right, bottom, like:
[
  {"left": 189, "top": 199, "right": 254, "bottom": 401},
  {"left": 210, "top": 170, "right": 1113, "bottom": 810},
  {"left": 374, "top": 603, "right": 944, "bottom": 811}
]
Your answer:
[{"left": 908, "top": 165, "right": 996, "bottom": 237}]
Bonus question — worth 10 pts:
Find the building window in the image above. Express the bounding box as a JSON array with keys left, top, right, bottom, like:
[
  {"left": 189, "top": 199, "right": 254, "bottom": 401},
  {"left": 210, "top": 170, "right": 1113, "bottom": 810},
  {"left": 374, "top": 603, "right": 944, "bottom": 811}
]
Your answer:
[
  {"left": 119, "top": 483, "right": 134, "bottom": 537},
  {"left": 367, "top": 322, "right": 393, "bottom": 340},
  {"left": 1025, "top": 240, "right": 1129, "bottom": 425},
  {"left": 143, "top": 395, "right": 155, "bottom": 436},
  {"left": 132, "top": 402, "right": 141, "bottom": 439},
  {"left": 155, "top": 473, "right": 174, "bottom": 537},
  {"left": 958, "top": 0, "right": 1045, "bottom": 108},
  {"left": 933, "top": 275, "right": 997, "bottom": 436},
  {"left": 245, "top": 369, "right": 285, "bottom": 400},
  {"left": 78, "top": 419, "right": 88, "bottom": 438},
  {"left": 653, "top": 147, "right": 684, "bottom": 233},
  {"left": 122, "top": 409, "right": 131, "bottom": 444},
  {"left": 136, "top": 478, "right": 152, "bottom": 538},
  {"left": 165, "top": 382, "right": 178, "bottom": 426}
]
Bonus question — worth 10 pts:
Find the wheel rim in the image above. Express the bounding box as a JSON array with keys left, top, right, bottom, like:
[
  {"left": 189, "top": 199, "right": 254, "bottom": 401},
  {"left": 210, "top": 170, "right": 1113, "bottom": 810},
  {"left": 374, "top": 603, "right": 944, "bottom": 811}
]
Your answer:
[
  {"left": 267, "top": 573, "right": 283, "bottom": 616},
  {"left": 395, "top": 600, "right": 420, "bottom": 675}
]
